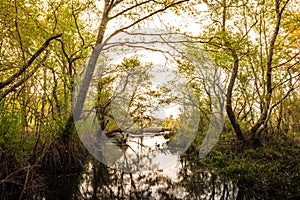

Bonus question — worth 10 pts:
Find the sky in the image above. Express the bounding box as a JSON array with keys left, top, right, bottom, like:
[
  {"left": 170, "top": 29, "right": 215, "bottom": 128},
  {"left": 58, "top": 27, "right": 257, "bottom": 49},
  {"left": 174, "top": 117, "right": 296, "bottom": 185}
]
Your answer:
[
  {"left": 80, "top": 0, "right": 209, "bottom": 37},
  {"left": 79, "top": 1, "right": 212, "bottom": 120}
]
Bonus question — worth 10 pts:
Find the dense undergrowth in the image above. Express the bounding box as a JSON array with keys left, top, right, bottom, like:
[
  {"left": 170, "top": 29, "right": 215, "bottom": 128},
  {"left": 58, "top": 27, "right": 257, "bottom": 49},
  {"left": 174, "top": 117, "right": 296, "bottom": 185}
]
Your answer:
[
  {"left": 194, "top": 133, "right": 300, "bottom": 200},
  {"left": 0, "top": 135, "right": 88, "bottom": 199}
]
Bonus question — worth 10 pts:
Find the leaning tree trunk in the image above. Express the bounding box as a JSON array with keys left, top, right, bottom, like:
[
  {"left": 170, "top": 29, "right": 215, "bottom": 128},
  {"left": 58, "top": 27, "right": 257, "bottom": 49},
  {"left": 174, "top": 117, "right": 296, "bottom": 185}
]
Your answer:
[
  {"left": 226, "top": 49, "right": 246, "bottom": 143},
  {"left": 62, "top": 3, "right": 110, "bottom": 142}
]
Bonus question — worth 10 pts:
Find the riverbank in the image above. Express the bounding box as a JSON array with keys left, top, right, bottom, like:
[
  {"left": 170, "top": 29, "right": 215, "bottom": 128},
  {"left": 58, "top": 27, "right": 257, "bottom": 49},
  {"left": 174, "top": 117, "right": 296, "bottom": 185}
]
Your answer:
[
  {"left": 0, "top": 136, "right": 88, "bottom": 199},
  {"left": 194, "top": 134, "right": 300, "bottom": 200}
]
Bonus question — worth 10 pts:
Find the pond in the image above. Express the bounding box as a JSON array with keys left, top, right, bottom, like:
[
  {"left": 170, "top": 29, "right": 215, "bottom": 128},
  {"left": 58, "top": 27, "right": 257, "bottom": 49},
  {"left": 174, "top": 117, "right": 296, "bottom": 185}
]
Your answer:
[{"left": 41, "top": 133, "right": 255, "bottom": 200}]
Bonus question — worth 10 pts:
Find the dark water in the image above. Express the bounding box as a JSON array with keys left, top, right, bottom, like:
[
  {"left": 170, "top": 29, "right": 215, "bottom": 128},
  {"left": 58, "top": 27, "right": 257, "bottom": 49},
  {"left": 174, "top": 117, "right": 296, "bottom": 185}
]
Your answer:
[
  {"left": 41, "top": 135, "right": 254, "bottom": 200},
  {"left": 4, "top": 133, "right": 299, "bottom": 199},
  {"left": 45, "top": 161, "right": 241, "bottom": 200}
]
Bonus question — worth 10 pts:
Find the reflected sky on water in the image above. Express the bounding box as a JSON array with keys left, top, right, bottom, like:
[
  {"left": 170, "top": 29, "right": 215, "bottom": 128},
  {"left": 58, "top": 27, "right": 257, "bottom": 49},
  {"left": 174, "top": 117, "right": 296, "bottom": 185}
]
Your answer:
[{"left": 44, "top": 134, "right": 245, "bottom": 200}]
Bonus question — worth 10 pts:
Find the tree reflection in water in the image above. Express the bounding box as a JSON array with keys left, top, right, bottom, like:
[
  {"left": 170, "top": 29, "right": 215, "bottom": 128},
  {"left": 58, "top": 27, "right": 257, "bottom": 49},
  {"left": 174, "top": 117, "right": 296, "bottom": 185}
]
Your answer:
[
  {"left": 49, "top": 135, "right": 250, "bottom": 200},
  {"left": 69, "top": 157, "right": 245, "bottom": 200}
]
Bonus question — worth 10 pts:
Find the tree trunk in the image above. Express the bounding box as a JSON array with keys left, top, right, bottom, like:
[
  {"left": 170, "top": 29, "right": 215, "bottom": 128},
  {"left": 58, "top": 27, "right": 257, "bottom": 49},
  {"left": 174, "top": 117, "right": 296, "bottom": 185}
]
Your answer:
[
  {"left": 226, "top": 49, "right": 246, "bottom": 142},
  {"left": 249, "top": 0, "right": 285, "bottom": 141}
]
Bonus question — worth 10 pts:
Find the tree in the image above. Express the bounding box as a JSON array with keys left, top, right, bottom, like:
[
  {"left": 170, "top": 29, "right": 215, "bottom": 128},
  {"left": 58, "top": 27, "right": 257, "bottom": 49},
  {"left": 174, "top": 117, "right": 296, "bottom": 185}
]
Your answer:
[
  {"left": 179, "top": 0, "right": 300, "bottom": 145},
  {"left": 95, "top": 56, "right": 176, "bottom": 134},
  {"left": 72, "top": 0, "right": 189, "bottom": 123}
]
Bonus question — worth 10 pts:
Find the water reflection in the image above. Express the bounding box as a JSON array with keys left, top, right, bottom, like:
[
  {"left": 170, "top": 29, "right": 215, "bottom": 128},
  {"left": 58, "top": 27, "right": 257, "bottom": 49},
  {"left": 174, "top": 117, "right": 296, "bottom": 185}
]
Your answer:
[
  {"left": 48, "top": 134, "right": 246, "bottom": 200},
  {"left": 71, "top": 159, "right": 241, "bottom": 199},
  {"left": 108, "top": 134, "right": 180, "bottom": 173}
]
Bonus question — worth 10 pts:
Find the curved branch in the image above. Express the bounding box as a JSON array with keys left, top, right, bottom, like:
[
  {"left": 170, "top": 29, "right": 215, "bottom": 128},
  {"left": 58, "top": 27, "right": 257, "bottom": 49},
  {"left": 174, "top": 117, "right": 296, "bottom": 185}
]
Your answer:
[
  {"left": 109, "top": 0, "right": 153, "bottom": 20},
  {"left": 0, "top": 33, "right": 62, "bottom": 90},
  {"left": 0, "top": 52, "right": 49, "bottom": 100}
]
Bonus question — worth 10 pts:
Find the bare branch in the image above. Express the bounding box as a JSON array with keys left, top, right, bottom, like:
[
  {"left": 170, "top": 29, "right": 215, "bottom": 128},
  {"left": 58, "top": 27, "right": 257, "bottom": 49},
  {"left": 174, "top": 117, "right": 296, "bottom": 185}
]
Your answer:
[
  {"left": 104, "top": 0, "right": 189, "bottom": 44},
  {"left": 72, "top": 2, "right": 85, "bottom": 48},
  {"left": 109, "top": 0, "right": 153, "bottom": 20}
]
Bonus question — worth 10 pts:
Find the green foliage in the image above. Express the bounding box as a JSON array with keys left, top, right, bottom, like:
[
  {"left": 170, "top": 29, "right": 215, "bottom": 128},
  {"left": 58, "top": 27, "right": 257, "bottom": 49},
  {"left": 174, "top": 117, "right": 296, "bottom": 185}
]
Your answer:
[
  {"left": 0, "top": 108, "right": 22, "bottom": 150},
  {"left": 0, "top": 0, "right": 299, "bottom": 198},
  {"left": 199, "top": 135, "right": 300, "bottom": 199}
]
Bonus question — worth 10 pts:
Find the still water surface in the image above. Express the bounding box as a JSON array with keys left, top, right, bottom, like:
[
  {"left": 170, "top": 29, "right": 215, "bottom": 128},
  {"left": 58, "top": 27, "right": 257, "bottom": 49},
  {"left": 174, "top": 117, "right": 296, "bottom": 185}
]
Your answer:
[{"left": 44, "top": 134, "right": 251, "bottom": 200}]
